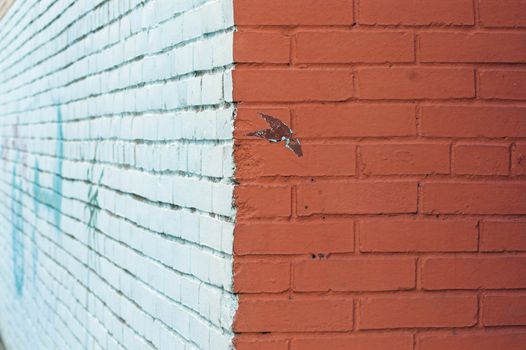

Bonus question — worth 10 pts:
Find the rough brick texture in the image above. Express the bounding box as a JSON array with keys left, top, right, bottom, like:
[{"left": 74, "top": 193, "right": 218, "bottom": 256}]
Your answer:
[
  {"left": 233, "top": 0, "right": 526, "bottom": 349},
  {"left": 3, "top": 0, "right": 525, "bottom": 349},
  {"left": 0, "top": 1, "right": 236, "bottom": 349}
]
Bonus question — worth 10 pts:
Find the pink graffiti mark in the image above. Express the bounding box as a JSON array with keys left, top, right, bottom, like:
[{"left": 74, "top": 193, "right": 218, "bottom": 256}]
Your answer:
[
  {"left": 12, "top": 118, "right": 28, "bottom": 170},
  {"left": 1, "top": 138, "right": 8, "bottom": 161},
  {"left": 247, "top": 113, "right": 303, "bottom": 157},
  {"left": 2, "top": 120, "right": 17, "bottom": 161}
]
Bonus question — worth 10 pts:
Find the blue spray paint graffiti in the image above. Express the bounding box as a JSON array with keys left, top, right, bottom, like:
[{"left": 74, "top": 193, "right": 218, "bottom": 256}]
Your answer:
[
  {"left": 33, "top": 107, "right": 64, "bottom": 227},
  {"left": 31, "top": 160, "right": 40, "bottom": 285},
  {"left": 11, "top": 107, "right": 64, "bottom": 296},
  {"left": 11, "top": 153, "right": 25, "bottom": 295},
  {"left": 86, "top": 164, "right": 103, "bottom": 272}
]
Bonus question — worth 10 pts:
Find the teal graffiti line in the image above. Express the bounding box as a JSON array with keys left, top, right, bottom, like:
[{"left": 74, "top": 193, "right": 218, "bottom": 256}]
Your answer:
[
  {"left": 11, "top": 106, "right": 65, "bottom": 296},
  {"left": 33, "top": 107, "right": 64, "bottom": 229},
  {"left": 86, "top": 156, "right": 104, "bottom": 272},
  {"left": 11, "top": 154, "right": 25, "bottom": 296},
  {"left": 31, "top": 160, "right": 40, "bottom": 285},
  {"left": 84, "top": 157, "right": 103, "bottom": 347}
]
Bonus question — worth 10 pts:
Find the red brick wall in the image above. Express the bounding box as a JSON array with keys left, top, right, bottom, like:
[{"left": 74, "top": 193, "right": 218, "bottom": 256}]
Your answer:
[{"left": 232, "top": 1, "right": 526, "bottom": 349}]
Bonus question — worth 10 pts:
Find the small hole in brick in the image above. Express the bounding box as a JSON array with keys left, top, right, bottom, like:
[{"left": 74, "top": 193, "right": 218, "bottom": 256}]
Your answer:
[
  {"left": 304, "top": 205, "right": 309, "bottom": 209},
  {"left": 311, "top": 254, "right": 316, "bottom": 259},
  {"left": 310, "top": 178, "right": 314, "bottom": 182}
]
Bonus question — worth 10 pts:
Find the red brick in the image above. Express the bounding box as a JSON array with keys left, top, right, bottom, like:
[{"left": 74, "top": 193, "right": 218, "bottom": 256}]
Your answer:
[
  {"left": 481, "top": 221, "right": 526, "bottom": 252},
  {"left": 236, "top": 143, "right": 356, "bottom": 178},
  {"left": 235, "top": 185, "right": 291, "bottom": 218},
  {"left": 421, "top": 105, "right": 526, "bottom": 138},
  {"left": 359, "top": 295, "right": 477, "bottom": 329},
  {"left": 234, "top": 222, "right": 354, "bottom": 255},
  {"left": 483, "top": 293, "right": 526, "bottom": 326},
  {"left": 512, "top": 142, "right": 526, "bottom": 175},
  {"left": 234, "top": 31, "right": 290, "bottom": 63},
  {"left": 294, "top": 258, "right": 415, "bottom": 292},
  {"left": 453, "top": 144, "right": 510, "bottom": 175},
  {"left": 235, "top": 107, "right": 291, "bottom": 139},
  {"left": 479, "top": 70, "right": 526, "bottom": 100},
  {"left": 360, "top": 220, "right": 478, "bottom": 252},
  {"left": 291, "top": 334, "right": 413, "bottom": 350},
  {"left": 296, "top": 31, "right": 414, "bottom": 63},
  {"left": 233, "top": 69, "right": 353, "bottom": 102},
  {"left": 421, "top": 257, "right": 526, "bottom": 290},
  {"left": 294, "top": 104, "right": 416, "bottom": 138},
  {"left": 418, "top": 331, "right": 526, "bottom": 350},
  {"left": 234, "top": 334, "right": 289, "bottom": 350},
  {"left": 361, "top": 143, "right": 450, "bottom": 175},
  {"left": 358, "top": 0, "right": 474, "bottom": 25},
  {"left": 480, "top": 0, "right": 526, "bottom": 27},
  {"left": 422, "top": 182, "right": 526, "bottom": 214},
  {"left": 358, "top": 68, "right": 474, "bottom": 99},
  {"left": 420, "top": 32, "right": 526, "bottom": 63},
  {"left": 234, "top": 0, "right": 354, "bottom": 25},
  {"left": 234, "top": 260, "right": 290, "bottom": 293},
  {"left": 232, "top": 0, "right": 526, "bottom": 342},
  {"left": 297, "top": 182, "right": 417, "bottom": 216},
  {"left": 235, "top": 337, "right": 288, "bottom": 350},
  {"left": 234, "top": 297, "right": 353, "bottom": 332}
]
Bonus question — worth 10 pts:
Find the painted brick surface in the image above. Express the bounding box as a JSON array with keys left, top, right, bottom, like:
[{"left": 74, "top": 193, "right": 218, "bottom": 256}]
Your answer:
[
  {"left": 0, "top": 1, "right": 235, "bottom": 349},
  {"left": 2, "top": 1, "right": 526, "bottom": 349},
  {"left": 232, "top": 1, "right": 526, "bottom": 349}
]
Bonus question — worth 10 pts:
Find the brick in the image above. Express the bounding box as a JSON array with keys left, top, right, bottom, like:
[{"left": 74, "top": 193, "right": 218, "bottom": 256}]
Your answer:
[
  {"left": 294, "top": 104, "right": 416, "bottom": 138},
  {"left": 421, "top": 105, "right": 526, "bottom": 138},
  {"left": 359, "top": 295, "right": 477, "bottom": 329},
  {"left": 235, "top": 337, "right": 288, "bottom": 350},
  {"left": 297, "top": 182, "right": 418, "bottom": 216},
  {"left": 483, "top": 294, "right": 526, "bottom": 326},
  {"left": 481, "top": 221, "right": 526, "bottom": 252},
  {"left": 360, "top": 143, "right": 450, "bottom": 175},
  {"left": 234, "top": 297, "right": 353, "bottom": 332},
  {"left": 0, "top": 0, "right": 238, "bottom": 347},
  {"left": 420, "top": 32, "right": 526, "bottom": 63},
  {"left": 422, "top": 257, "right": 526, "bottom": 290},
  {"left": 236, "top": 143, "right": 356, "bottom": 178},
  {"left": 452, "top": 144, "right": 510, "bottom": 175},
  {"left": 294, "top": 258, "right": 415, "bottom": 292},
  {"left": 291, "top": 334, "right": 413, "bottom": 350},
  {"left": 358, "top": 68, "right": 475, "bottom": 99},
  {"left": 480, "top": 0, "right": 526, "bottom": 27},
  {"left": 512, "top": 143, "right": 526, "bottom": 175},
  {"left": 234, "top": 260, "right": 290, "bottom": 293},
  {"left": 234, "top": 0, "right": 353, "bottom": 25},
  {"left": 479, "top": 70, "right": 526, "bottom": 100},
  {"left": 235, "top": 185, "right": 291, "bottom": 218},
  {"left": 360, "top": 220, "right": 478, "bottom": 252},
  {"left": 234, "top": 31, "right": 290, "bottom": 63},
  {"left": 233, "top": 69, "right": 353, "bottom": 102},
  {"left": 296, "top": 31, "right": 414, "bottom": 63},
  {"left": 234, "top": 222, "right": 354, "bottom": 255},
  {"left": 418, "top": 331, "right": 526, "bottom": 350},
  {"left": 358, "top": 0, "right": 474, "bottom": 25},
  {"left": 422, "top": 182, "right": 526, "bottom": 214}
]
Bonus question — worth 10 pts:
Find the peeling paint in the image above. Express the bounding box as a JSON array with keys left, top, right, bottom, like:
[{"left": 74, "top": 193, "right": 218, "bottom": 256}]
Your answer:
[{"left": 247, "top": 113, "right": 303, "bottom": 157}]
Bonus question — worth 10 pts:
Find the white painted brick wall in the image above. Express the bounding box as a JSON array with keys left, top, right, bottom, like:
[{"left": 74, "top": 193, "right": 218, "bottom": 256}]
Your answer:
[{"left": 0, "top": 1, "right": 236, "bottom": 349}]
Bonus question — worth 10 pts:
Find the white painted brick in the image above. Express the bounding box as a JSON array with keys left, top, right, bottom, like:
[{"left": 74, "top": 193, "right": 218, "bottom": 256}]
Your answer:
[{"left": 0, "top": 0, "right": 235, "bottom": 349}]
